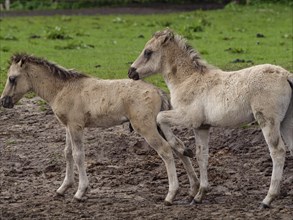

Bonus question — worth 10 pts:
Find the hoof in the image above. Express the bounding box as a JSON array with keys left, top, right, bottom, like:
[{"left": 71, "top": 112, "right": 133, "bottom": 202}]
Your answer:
[
  {"left": 260, "top": 202, "right": 270, "bottom": 209},
  {"left": 73, "top": 187, "right": 90, "bottom": 202},
  {"left": 74, "top": 196, "right": 87, "bottom": 202},
  {"left": 164, "top": 200, "right": 173, "bottom": 206},
  {"left": 183, "top": 148, "right": 194, "bottom": 158},
  {"left": 55, "top": 191, "right": 65, "bottom": 197},
  {"left": 54, "top": 192, "right": 66, "bottom": 200},
  {"left": 190, "top": 198, "right": 201, "bottom": 205}
]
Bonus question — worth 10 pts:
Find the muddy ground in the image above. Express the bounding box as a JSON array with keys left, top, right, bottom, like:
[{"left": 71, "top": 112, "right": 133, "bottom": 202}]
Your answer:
[{"left": 0, "top": 97, "right": 292, "bottom": 220}]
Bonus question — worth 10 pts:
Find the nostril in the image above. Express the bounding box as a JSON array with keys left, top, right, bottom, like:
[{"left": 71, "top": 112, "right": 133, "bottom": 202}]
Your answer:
[
  {"left": 128, "top": 67, "right": 136, "bottom": 76},
  {"left": 128, "top": 67, "right": 139, "bottom": 80},
  {"left": 2, "top": 96, "right": 13, "bottom": 108}
]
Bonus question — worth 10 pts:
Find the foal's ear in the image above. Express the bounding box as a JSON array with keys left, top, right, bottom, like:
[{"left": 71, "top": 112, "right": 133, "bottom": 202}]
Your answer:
[
  {"left": 16, "top": 59, "right": 24, "bottom": 68},
  {"left": 161, "top": 31, "right": 174, "bottom": 46}
]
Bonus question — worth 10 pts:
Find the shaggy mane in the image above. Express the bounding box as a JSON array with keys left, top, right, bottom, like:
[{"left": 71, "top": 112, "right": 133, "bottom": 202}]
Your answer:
[
  {"left": 174, "top": 35, "right": 209, "bottom": 73},
  {"left": 10, "top": 53, "right": 88, "bottom": 80},
  {"left": 155, "top": 29, "right": 212, "bottom": 74}
]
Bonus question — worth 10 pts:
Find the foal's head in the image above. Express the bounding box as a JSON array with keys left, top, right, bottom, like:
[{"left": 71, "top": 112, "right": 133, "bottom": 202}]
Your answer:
[
  {"left": 128, "top": 29, "right": 208, "bottom": 81},
  {"left": 128, "top": 29, "right": 175, "bottom": 80},
  {"left": 1, "top": 54, "right": 32, "bottom": 108},
  {"left": 1, "top": 53, "right": 87, "bottom": 108}
]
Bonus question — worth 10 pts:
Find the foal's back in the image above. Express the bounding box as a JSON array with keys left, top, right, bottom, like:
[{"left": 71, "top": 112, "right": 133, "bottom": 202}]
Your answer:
[{"left": 53, "top": 78, "right": 164, "bottom": 128}]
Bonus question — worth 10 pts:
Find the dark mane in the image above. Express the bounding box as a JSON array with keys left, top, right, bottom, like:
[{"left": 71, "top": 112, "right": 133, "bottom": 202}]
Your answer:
[{"left": 11, "top": 53, "right": 89, "bottom": 80}]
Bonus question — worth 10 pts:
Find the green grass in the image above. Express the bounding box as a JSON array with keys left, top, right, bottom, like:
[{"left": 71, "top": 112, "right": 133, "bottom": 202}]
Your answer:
[{"left": 0, "top": 3, "right": 292, "bottom": 93}]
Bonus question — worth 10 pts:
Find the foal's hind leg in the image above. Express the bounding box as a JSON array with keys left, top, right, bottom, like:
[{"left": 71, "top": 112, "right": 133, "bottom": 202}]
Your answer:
[
  {"left": 131, "top": 120, "right": 179, "bottom": 205},
  {"left": 157, "top": 110, "right": 200, "bottom": 201},
  {"left": 56, "top": 128, "right": 75, "bottom": 196},
  {"left": 257, "top": 118, "right": 286, "bottom": 208},
  {"left": 159, "top": 125, "right": 199, "bottom": 201},
  {"left": 173, "top": 150, "right": 199, "bottom": 202},
  {"left": 158, "top": 122, "right": 193, "bottom": 157}
]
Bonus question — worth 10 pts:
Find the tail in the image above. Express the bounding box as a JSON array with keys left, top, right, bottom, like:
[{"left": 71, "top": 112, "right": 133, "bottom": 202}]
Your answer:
[
  {"left": 158, "top": 89, "right": 171, "bottom": 111},
  {"left": 288, "top": 76, "right": 293, "bottom": 89},
  {"left": 281, "top": 75, "right": 293, "bottom": 155}
]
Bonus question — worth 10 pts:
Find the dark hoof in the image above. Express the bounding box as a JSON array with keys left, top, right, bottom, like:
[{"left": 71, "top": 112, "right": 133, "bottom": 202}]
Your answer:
[
  {"left": 190, "top": 198, "right": 201, "bottom": 205},
  {"left": 55, "top": 192, "right": 65, "bottom": 197},
  {"left": 260, "top": 203, "right": 270, "bottom": 209},
  {"left": 74, "top": 196, "right": 88, "bottom": 202},
  {"left": 164, "top": 200, "right": 173, "bottom": 206},
  {"left": 54, "top": 192, "right": 66, "bottom": 200},
  {"left": 183, "top": 148, "right": 194, "bottom": 158}
]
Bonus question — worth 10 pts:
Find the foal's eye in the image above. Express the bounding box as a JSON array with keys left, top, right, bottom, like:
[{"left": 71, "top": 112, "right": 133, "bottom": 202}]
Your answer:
[
  {"left": 9, "top": 76, "right": 16, "bottom": 84},
  {"left": 144, "top": 49, "right": 153, "bottom": 58}
]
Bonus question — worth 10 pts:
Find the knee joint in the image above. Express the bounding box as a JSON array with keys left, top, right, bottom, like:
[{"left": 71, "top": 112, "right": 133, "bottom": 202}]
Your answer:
[{"left": 157, "top": 112, "right": 167, "bottom": 125}]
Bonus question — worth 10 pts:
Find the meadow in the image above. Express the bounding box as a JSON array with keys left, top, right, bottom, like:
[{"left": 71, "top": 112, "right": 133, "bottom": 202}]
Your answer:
[{"left": 0, "top": 3, "right": 292, "bottom": 92}]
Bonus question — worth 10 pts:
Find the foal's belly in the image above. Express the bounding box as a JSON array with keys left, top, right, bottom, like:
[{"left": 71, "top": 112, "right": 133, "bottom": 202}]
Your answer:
[
  {"left": 204, "top": 102, "right": 254, "bottom": 127},
  {"left": 85, "top": 113, "right": 128, "bottom": 128}
]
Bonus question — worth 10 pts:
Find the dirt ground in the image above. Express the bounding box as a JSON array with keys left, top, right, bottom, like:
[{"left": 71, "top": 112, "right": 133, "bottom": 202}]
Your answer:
[{"left": 0, "top": 97, "right": 292, "bottom": 220}]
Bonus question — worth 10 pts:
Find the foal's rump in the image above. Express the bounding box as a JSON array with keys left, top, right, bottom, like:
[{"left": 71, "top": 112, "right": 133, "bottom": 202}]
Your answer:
[
  {"left": 246, "top": 65, "right": 293, "bottom": 153},
  {"left": 247, "top": 64, "right": 292, "bottom": 118}
]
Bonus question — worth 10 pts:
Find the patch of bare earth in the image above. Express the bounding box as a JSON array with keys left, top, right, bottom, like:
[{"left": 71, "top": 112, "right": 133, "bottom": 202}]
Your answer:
[{"left": 1, "top": 97, "right": 293, "bottom": 219}]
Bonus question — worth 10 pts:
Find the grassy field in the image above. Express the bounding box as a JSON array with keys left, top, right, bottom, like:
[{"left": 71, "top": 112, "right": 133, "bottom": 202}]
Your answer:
[{"left": 0, "top": 3, "right": 292, "bottom": 92}]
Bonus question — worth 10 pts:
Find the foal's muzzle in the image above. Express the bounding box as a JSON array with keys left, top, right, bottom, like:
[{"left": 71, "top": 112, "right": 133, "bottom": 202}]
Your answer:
[
  {"left": 128, "top": 67, "right": 140, "bottom": 80},
  {"left": 1, "top": 96, "right": 14, "bottom": 108}
]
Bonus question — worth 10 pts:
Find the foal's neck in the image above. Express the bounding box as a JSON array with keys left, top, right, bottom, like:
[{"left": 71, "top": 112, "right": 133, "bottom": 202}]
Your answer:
[
  {"left": 28, "top": 64, "right": 65, "bottom": 104},
  {"left": 162, "top": 47, "right": 200, "bottom": 89}
]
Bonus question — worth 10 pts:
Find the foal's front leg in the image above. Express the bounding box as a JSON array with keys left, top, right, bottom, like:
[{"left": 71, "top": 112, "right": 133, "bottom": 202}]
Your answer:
[
  {"left": 191, "top": 128, "right": 210, "bottom": 204},
  {"left": 68, "top": 125, "right": 89, "bottom": 201},
  {"left": 56, "top": 128, "right": 75, "bottom": 195}
]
